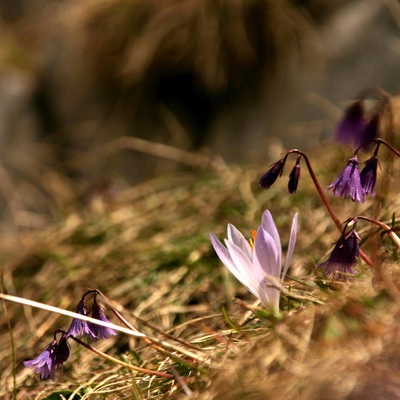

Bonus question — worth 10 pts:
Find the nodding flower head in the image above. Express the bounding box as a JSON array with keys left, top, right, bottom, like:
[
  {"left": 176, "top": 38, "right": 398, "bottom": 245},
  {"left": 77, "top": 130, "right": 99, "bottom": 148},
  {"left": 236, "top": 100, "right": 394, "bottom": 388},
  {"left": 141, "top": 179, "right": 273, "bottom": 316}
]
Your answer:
[
  {"left": 88, "top": 297, "right": 117, "bottom": 340},
  {"left": 66, "top": 297, "right": 97, "bottom": 340},
  {"left": 328, "top": 156, "right": 365, "bottom": 203},
  {"left": 335, "top": 101, "right": 368, "bottom": 148},
  {"left": 24, "top": 331, "right": 70, "bottom": 380},
  {"left": 259, "top": 159, "right": 286, "bottom": 190},
  {"left": 360, "top": 156, "right": 379, "bottom": 197},
  {"left": 210, "top": 210, "right": 298, "bottom": 312},
  {"left": 318, "top": 230, "right": 361, "bottom": 280}
]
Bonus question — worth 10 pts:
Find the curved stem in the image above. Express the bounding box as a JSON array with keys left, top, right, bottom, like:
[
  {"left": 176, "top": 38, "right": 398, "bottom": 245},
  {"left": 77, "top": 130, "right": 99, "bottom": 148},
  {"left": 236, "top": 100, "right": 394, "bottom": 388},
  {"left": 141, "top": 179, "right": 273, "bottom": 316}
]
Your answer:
[
  {"left": 356, "top": 216, "right": 400, "bottom": 248},
  {"left": 373, "top": 138, "right": 400, "bottom": 158},
  {"left": 287, "top": 150, "right": 341, "bottom": 229}
]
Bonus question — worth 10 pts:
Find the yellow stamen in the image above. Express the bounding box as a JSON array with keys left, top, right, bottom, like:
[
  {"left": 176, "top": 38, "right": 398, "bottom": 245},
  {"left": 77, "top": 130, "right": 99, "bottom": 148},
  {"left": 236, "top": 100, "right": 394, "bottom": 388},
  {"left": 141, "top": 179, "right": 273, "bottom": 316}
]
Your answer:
[{"left": 249, "top": 230, "right": 257, "bottom": 249}]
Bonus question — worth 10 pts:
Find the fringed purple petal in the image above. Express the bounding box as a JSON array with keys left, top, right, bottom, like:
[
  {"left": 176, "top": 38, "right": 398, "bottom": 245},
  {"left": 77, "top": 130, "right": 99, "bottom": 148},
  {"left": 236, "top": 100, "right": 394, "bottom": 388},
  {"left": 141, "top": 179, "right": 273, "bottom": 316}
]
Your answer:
[{"left": 328, "top": 156, "right": 365, "bottom": 203}]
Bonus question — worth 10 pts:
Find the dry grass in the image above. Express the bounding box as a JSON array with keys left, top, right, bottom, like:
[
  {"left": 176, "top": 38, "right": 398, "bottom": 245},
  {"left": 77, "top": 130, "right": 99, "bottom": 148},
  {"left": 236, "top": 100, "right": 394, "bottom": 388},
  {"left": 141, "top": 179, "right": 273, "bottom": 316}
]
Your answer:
[{"left": 1, "top": 130, "right": 400, "bottom": 399}]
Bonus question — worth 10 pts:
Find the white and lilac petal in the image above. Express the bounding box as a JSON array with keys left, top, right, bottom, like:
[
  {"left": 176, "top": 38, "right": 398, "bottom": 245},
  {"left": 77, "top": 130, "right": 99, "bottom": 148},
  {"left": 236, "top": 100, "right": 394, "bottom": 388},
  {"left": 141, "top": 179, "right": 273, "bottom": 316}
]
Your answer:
[
  {"left": 281, "top": 213, "right": 298, "bottom": 282},
  {"left": 259, "top": 275, "right": 280, "bottom": 310},
  {"left": 261, "top": 210, "right": 282, "bottom": 267},
  {"left": 227, "top": 224, "right": 252, "bottom": 260},
  {"left": 224, "top": 240, "right": 261, "bottom": 299},
  {"left": 257, "top": 278, "right": 271, "bottom": 308},
  {"left": 210, "top": 233, "right": 238, "bottom": 275},
  {"left": 253, "top": 225, "right": 280, "bottom": 281}
]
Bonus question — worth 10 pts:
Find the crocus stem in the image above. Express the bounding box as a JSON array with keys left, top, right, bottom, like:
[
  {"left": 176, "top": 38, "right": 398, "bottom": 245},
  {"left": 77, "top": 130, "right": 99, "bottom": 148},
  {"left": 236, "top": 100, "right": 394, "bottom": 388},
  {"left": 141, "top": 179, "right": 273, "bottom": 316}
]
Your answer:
[
  {"left": 287, "top": 149, "right": 373, "bottom": 267},
  {"left": 69, "top": 336, "right": 174, "bottom": 378}
]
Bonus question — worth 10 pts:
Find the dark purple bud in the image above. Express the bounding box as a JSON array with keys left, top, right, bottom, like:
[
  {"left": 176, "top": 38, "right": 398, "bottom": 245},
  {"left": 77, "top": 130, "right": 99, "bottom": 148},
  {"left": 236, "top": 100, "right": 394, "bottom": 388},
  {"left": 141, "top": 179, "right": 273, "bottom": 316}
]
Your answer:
[
  {"left": 318, "top": 230, "right": 360, "bottom": 280},
  {"left": 328, "top": 156, "right": 365, "bottom": 203},
  {"left": 66, "top": 298, "right": 97, "bottom": 339},
  {"left": 335, "top": 101, "right": 367, "bottom": 147},
  {"left": 288, "top": 158, "right": 301, "bottom": 194},
  {"left": 88, "top": 298, "right": 117, "bottom": 340},
  {"left": 360, "top": 156, "right": 379, "bottom": 197},
  {"left": 259, "top": 159, "right": 286, "bottom": 189},
  {"left": 54, "top": 334, "right": 70, "bottom": 366}
]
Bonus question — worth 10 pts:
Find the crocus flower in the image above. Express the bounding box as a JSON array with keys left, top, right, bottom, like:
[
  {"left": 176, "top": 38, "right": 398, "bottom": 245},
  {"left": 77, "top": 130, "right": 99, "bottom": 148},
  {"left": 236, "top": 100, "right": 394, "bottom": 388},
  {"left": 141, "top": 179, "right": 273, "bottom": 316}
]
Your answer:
[
  {"left": 210, "top": 210, "right": 298, "bottom": 311},
  {"left": 360, "top": 156, "right": 379, "bottom": 197},
  {"left": 24, "top": 332, "right": 70, "bottom": 380},
  {"left": 318, "top": 230, "right": 360, "bottom": 279},
  {"left": 88, "top": 297, "right": 117, "bottom": 340},
  {"left": 259, "top": 159, "right": 286, "bottom": 189},
  {"left": 328, "top": 156, "right": 365, "bottom": 202},
  {"left": 335, "top": 101, "right": 368, "bottom": 148},
  {"left": 66, "top": 298, "right": 97, "bottom": 339}
]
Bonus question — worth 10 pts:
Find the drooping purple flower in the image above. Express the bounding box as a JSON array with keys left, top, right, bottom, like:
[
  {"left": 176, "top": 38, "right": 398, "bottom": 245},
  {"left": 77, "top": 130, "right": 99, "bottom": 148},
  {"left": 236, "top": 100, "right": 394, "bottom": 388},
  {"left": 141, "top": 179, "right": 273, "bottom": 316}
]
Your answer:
[
  {"left": 24, "top": 339, "right": 57, "bottom": 380},
  {"left": 259, "top": 159, "right": 286, "bottom": 189},
  {"left": 328, "top": 156, "right": 365, "bottom": 202},
  {"left": 23, "top": 332, "right": 70, "bottom": 380},
  {"left": 210, "top": 210, "right": 298, "bottom": 311},
  {"left": 318, "top": 230, "right": 361, "bottom": 279},
  {"left": 88, "top": 297, "right": 117, "bottom": 340},
  {"left": 360, "top": 156, "right": 379, "bottom": 197},
  {"left": 66, "top": 298, "right": 97, "bottom": 339},
  {"left": 335, "top": 101, "right": 368, "bottom": 147},
  {"left": 288, "top": 157, "right": 301, "bottom": 194}
]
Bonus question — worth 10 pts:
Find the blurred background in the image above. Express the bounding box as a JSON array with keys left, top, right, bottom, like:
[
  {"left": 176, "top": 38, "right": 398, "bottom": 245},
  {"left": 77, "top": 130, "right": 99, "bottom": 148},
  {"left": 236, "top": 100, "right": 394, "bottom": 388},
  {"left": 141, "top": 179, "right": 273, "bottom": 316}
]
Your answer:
[{"left": 0, "top": 0, "right": 399, "bottom": 225}]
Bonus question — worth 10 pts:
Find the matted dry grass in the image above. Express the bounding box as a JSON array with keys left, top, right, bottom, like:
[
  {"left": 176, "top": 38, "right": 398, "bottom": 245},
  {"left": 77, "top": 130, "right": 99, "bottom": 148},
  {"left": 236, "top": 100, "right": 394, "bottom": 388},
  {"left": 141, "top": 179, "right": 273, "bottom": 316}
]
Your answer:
[{"left": 1, "top": 133, "right": 400, "bottom": 399}]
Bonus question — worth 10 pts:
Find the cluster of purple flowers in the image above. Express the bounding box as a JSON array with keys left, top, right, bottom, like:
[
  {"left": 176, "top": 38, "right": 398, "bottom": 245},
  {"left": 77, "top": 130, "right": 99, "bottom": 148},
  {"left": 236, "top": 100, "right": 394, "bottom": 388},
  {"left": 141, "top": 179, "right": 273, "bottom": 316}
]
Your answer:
[
  {"left": 328, "top": 94, "right": 389, "bottom": 203},
  {"left": 23, "top": 331, "right": 70, "bottom": 381},
  {"left": 24, "top": 290, "right": 116, "bottom": 380},
  {"left": 66, "top": 293, "right": 117, "bottom": 340},
  {"left": 328, "top": 153, "right": 379, "bottom": 203},
  {"left": 257, "top": 90, "right": 397, "bottom": 280}
]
